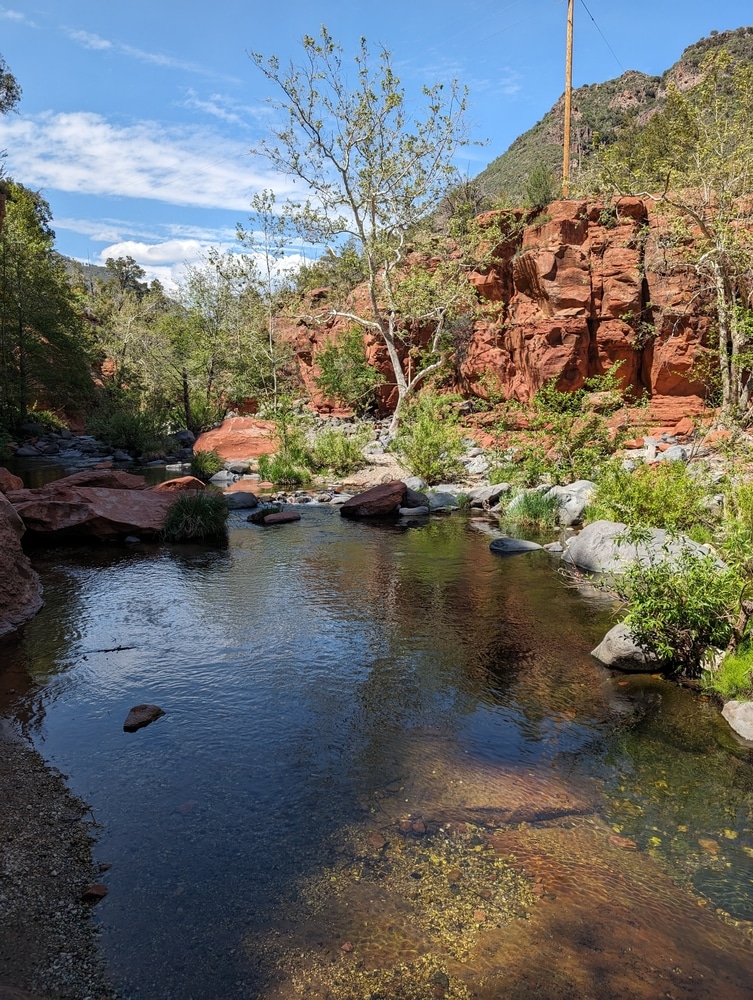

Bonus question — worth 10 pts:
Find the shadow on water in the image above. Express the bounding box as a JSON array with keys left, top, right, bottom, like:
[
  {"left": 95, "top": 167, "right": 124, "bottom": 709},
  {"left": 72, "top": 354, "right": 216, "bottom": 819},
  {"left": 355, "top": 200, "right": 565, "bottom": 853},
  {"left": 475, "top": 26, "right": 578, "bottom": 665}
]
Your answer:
[{"left": 1, "top": 507, "right": 752, "bottom": 998}]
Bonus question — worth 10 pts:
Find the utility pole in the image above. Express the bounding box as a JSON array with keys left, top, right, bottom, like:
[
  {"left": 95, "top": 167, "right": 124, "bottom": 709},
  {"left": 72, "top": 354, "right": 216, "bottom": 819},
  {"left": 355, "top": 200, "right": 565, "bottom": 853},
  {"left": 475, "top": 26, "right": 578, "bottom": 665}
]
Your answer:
[{"left": 562, "top": 0, "right": 574, "bottom": 197}]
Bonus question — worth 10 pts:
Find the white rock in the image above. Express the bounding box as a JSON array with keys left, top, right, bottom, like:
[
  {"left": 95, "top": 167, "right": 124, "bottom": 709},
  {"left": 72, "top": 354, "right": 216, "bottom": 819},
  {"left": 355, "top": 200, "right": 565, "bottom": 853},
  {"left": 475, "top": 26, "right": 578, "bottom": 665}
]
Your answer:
[{"left": 722, "top": 701, "right": 753, "bottom": 741}]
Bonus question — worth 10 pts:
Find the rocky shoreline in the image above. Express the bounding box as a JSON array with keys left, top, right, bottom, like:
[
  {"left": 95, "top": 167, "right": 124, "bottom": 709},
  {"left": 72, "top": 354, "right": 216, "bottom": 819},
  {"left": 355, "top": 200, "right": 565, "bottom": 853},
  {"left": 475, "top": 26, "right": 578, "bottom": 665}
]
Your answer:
[{"left": 0, "top": 723, "right": 115, "bottom": 1000}]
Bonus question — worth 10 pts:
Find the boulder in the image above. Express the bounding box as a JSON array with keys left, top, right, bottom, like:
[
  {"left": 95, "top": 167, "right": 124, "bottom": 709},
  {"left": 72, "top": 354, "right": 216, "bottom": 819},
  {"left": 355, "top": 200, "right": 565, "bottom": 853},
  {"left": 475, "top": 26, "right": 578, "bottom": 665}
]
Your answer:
[
  {"left": 402, "top": 487, "right": 429, "bottom": 508},
  {"left": 562, "top": 520, "right": 718, "bottom": 575},
  {"left": 263, "top": 511, "right": 301, "bottom": 526},
  {"left": 0, "top": 467, "right": 23, "bottom": 493},
  {"left": 721, "top": 701, "right": 753, "bottom": 742},
  {"left": 591, "top": 622, "right": 656, "bottom": 672},
  {"left": 123, "top": 704, "right": 165, "bottom": 732},
  {"left": 544, "top": 480, "right": 596, "bottom": 527},
  {"left": 194, "top": 416, "right": 276, "bottom": 461},
  {"left": 468, "top": 483, "right": 511, "bottom": 507},
  {"left": 0, "top": 494, "right": 43, "bottom": 638},
  {"left": 398, "top": 505, "right": 429, "bottom": 516},
  {"left": 489, "top": 537, "right": 543, "bottom": 556},
  {"left": 9, "top": 486, "right": 178, "bottom": 540},
  {"left": 339, "top": 481, "right": 406, "bottom": 518},
  {"left": 426, "top": 491, "right": 460, "bottom": 511},
  {"left": 223, "top": 491, "right": 259, "bottom": 510}
]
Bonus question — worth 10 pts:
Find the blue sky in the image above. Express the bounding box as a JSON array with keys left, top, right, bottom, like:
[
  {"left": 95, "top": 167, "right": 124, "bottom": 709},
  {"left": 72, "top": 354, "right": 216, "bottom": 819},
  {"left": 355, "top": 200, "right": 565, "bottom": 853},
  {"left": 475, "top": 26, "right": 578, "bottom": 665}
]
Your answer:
[{"left": 0, "top": 1, "right": 750, "bottom": 288}]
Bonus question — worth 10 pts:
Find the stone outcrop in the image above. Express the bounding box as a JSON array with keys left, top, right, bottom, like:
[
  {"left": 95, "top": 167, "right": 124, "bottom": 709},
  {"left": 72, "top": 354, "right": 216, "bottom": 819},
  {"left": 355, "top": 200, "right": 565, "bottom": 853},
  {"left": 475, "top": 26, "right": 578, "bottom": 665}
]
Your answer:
[
  {"left": 0, "top": 467, "right": 23, "bottom": 493},
  {"left": 0, "top": 494, "right": 43, "bottom": 638},
  {"left": 279, "top": 198, "right": 714, "bottom": 420}
]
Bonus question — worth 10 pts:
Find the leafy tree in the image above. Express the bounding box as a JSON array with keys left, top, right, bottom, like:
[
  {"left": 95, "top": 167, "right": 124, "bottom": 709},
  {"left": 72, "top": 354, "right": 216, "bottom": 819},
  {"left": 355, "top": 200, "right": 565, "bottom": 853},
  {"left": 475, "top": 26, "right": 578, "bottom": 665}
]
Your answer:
[
  {"left": 250, "top": 28, "right": 475, "bottom": 430},
  {"left": 597, "top": 50, "right": 753, "bottom": 423},
  {"left": 0, "top": 53, "right": 20, "bottom": 116},
  {"left": 0, "top": 183, "right": 93, "bottom": 430},
  {"left": 237, "top": 189, "right": 297, "bottom": 408},
  {"left": 314, "top": 326, "right": 385, "bottom": 414}
]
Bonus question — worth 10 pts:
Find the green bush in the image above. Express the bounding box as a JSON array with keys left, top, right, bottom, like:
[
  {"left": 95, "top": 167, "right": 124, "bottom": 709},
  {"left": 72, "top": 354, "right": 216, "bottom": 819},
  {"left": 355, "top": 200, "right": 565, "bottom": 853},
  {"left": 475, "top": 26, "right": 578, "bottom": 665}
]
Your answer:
[
  {"left": 702, "top": 645, "right": 753, "bottom": 700},
  {"left": 88, "top": 400, "right": 169, "bottom": 456},
  {"left": 394, "top": 393, "right": 464, "bottom": 485},
  {"left": 257, "top": 452, "right": 311, "bottom": 486},
  {"left": 309, "top": 426, "right": 370, "bottom": 475},
  {"left": 161, "top": 491, "right": 229, "bottom": 543},
  {"left": 618, "top": 550, "right": 742, "bottom": 675},
  {"left": 586, "top": 460, "right": 714, "bottom": 532},
  {"left": 503, "top": 490, "right": 560, "bottom": 528},
  {"left": 314, "top": 327, "right": 385, "bottom": 414},
  {"left": 190, "top": 449, "right": 224, "bottom": 481}
]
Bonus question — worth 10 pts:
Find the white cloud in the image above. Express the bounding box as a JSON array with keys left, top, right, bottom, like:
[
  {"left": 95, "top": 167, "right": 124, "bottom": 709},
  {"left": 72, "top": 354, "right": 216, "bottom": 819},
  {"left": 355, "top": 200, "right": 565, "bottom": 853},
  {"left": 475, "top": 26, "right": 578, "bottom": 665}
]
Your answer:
[
  {"left": 0, "top": 7, "right": 30, "bottom": 23},
  {"left": 65, "top": 29, "right": 112, "bottom": 51},
  {"left": 0, "top": 111, "right": 296, "bottom": 210},
  {"left": 64, "top": 26, "right": 238, "bottom": 81}
]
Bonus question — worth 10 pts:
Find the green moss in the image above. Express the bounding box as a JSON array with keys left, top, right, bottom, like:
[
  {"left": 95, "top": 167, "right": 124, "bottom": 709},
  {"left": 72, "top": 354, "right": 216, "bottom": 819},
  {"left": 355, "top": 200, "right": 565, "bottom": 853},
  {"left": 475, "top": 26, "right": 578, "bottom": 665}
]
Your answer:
[{"left": 703, "top": 645, "right": 753, "bottom": 700}]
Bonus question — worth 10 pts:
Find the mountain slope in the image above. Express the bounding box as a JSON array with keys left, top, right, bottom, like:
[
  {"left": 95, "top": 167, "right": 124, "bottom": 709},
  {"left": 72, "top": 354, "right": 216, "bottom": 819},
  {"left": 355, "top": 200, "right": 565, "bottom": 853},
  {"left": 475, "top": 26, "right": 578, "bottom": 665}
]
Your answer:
[{"left": 475, "top": 25, "right": 753, "bottom": 206}]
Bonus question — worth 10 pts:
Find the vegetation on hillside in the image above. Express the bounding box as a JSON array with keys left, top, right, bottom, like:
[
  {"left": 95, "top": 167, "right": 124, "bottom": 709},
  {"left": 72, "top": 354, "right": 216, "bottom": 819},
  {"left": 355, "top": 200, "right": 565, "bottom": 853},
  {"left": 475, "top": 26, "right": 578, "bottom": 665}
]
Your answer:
[{"left": 474, "top": 26, "right": 753, "bottom": 206}]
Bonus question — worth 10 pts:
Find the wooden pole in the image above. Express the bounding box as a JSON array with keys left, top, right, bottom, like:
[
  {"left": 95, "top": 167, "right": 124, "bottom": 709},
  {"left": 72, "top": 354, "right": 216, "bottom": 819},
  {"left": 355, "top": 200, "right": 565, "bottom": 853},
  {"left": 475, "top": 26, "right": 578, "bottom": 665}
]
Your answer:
[{"left": 562, "top": 0, "right": 574, "bottom": 197}]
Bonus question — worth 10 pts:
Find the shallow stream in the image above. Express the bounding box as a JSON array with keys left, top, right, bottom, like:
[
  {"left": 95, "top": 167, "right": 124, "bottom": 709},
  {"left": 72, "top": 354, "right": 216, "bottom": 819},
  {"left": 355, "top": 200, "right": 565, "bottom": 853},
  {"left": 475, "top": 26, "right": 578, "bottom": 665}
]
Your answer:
[{"left": 1, "top": 505, "right": 752, "bottom": 998}]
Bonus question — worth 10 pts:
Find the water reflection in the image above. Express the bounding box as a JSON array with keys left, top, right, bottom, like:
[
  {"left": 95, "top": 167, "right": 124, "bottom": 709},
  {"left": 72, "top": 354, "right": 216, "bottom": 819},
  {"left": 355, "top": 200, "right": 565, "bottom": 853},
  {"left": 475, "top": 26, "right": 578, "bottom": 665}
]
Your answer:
[{"left": 1, "top": 506, "right": 751, "bottom": 998}]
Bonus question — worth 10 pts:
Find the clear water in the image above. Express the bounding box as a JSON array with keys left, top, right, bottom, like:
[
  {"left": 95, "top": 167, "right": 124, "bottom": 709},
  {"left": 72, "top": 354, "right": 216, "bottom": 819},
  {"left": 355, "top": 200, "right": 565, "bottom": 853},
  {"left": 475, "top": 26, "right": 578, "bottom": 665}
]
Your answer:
[{"left": 1, "top": 507, "right": 752, "bottom": 999}]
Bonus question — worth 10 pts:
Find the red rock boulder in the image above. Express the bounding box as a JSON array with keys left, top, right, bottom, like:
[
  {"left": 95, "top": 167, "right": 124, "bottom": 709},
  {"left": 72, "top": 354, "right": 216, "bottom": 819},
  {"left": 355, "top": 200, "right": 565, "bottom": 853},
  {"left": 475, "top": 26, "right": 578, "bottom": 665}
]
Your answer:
[
  {"left": 8, "top": 486, "right": 179, "bottom": 540},
  {"left": 0, "top": 494, "right": 43, "bottom": 637},
  {"left": 339, "top": 481, "right": 406, "bottom": 518},
  {"left": 194, "top": 417, "right": 276, "bottom": 461},
  {"left": 0, "top": 467, "right": 23, "bottom": 493}
]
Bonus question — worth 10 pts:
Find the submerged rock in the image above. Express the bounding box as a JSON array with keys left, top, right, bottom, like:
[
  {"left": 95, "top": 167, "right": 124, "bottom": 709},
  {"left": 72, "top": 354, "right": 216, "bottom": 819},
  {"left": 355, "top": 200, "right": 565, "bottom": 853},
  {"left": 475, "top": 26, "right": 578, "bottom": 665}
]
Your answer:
[{"left": 123, "top": 704, "right": 165, "bottom": 733}]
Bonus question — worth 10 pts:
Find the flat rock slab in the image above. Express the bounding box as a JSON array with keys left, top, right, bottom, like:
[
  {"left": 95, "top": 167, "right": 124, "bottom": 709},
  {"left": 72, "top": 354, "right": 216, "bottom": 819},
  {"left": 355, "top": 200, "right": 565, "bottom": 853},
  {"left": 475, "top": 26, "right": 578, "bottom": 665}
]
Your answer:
[
  {"left": 9, "top": 487, "right": 178, "bottom": 539},
  {"left": 263, "top": 511, "right": 301, "bottom": 526},
  {"left": 490, "top": 537, "right": 543, "bottom": 556},
  {"left": 339, "top": 480, "right": 406, "bottom": 518},
  {"left": 123, "top": 704, "right": 165, "bottom": 732}
]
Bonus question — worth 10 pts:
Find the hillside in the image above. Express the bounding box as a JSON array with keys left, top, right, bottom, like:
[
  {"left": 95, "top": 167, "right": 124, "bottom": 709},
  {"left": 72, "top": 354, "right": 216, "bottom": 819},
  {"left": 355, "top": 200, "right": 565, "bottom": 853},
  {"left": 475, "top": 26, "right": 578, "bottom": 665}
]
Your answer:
[{"left": 475, "top": 25, "right": 753, "bottom": 205}]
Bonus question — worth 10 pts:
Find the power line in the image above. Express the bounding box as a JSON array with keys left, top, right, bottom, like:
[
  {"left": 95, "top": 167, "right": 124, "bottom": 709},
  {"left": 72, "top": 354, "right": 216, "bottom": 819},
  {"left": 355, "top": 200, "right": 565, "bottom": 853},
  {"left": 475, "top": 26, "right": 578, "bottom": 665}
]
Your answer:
[{"left": 578, "top": 0, "right": 625, "bottom": 73}]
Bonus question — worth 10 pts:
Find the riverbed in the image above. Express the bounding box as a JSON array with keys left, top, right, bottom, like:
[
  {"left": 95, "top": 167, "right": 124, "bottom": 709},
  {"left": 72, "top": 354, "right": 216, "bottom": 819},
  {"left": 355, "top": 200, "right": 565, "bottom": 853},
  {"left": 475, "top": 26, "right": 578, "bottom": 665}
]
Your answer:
[{"left": 1, "top": 505, "right": 752, "bottom": 999}]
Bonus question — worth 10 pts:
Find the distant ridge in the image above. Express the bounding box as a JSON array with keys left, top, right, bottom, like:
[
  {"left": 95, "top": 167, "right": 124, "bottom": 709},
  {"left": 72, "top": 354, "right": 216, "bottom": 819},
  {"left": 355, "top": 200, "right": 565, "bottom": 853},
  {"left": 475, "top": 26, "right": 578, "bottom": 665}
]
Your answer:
[{"left": 475, "top": 25, "right": 753, "bottom": 205}]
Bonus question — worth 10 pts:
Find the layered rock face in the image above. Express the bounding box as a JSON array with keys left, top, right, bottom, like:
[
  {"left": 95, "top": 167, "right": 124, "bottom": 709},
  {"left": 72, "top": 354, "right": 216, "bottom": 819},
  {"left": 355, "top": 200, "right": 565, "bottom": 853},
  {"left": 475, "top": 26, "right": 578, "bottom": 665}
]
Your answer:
[{"left": 282, "top": 198, "right": 711, "bottom": 421}]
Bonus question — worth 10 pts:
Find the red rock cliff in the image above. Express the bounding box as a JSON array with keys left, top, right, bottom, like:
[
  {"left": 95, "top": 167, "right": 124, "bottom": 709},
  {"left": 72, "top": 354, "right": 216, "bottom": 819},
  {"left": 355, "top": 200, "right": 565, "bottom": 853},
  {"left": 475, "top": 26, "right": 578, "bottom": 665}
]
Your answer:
[{"left": 280, "top": 198, "right": 712, "bottom": 416}]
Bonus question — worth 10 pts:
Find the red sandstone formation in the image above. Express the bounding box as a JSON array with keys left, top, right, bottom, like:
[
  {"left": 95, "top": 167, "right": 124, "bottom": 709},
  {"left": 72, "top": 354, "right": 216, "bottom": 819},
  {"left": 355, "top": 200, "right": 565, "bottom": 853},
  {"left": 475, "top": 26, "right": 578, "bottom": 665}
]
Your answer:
[
  {"left": 277, "top": 198, "right": 714, "bottom": 420},
  {"left": 6, "top": 485, "right": 179, "bottom": 540},
  {"left": 339, "top": 481, "right": 407, "bottom": 518},
  {"left": 194, "top": 417, "right": 276, "bottom": 462}
]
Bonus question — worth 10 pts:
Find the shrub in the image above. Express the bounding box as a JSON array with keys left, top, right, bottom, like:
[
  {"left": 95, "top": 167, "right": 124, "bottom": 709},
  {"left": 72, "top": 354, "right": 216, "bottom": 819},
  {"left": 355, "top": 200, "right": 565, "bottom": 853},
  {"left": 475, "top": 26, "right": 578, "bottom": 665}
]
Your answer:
[
  {"left": 257, "top": 452, "right": 311, "bottom": 486},
  {"left": 617, "top": 550, "right": 742, "bottom": 676},
  {"left": 394, "top": 393, "right": 464, "bottom": 485},
  {"left": 586, "top": 460, "right": 714, "bottom": 532},
  {"left": 702, "top": 645, "right": 753, "bottom": 700},
  {"left": 503, "top": 490, "right": 559, "bottom": 528},
  {"left": 88, "top": 400, "right": 169, "bottom": 456},
  {"left": 161, "top": 492, "right": 229, "bottom": 543},
  {"left": 314, "top": 327, "right": 385, "bottom": 414},
  {"left": 309, "top": 427, "right": 370, "bottom": 475},
  {"left": 190, "top": 449, "right": 224, "bottom": 481}
]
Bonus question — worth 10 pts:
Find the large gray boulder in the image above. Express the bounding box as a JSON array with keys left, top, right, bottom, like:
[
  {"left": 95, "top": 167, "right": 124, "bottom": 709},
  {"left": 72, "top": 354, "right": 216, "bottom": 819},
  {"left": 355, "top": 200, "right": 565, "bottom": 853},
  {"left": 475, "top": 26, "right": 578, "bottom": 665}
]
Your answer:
[
  {"left": 591, "top": 623, "right": 656, "bottom": 672},
  {"left": 544, "top": 480, "right": 596, "bottom": 527},
  {"left": 721, "top": 701, "right": 753, "bottom": 741},
  {"left": 563, "top": 520, "right": 719, "bottom": 575}
]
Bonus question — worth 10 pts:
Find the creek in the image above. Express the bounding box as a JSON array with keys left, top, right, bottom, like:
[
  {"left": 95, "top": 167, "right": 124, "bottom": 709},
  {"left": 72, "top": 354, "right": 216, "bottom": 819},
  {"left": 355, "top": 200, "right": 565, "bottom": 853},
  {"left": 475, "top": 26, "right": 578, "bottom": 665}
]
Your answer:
[{"left": 1, "top": 504, "right": 752, "bottom": 999}]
